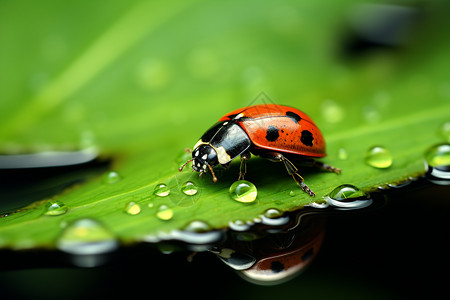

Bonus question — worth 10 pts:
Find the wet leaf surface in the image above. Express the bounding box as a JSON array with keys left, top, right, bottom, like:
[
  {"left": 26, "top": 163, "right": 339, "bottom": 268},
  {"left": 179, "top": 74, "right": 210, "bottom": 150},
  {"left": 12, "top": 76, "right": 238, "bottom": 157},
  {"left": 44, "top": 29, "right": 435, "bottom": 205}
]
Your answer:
[{"left": 1, "top": 0, "right": 449, "bottom": 250}]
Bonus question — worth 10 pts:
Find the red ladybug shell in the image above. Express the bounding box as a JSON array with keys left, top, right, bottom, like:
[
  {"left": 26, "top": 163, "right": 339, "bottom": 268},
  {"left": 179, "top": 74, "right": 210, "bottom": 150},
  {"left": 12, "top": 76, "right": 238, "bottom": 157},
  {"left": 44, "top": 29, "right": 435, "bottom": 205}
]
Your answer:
[{"left": 218, "top": 104, "right": 326, "bottom": 158}]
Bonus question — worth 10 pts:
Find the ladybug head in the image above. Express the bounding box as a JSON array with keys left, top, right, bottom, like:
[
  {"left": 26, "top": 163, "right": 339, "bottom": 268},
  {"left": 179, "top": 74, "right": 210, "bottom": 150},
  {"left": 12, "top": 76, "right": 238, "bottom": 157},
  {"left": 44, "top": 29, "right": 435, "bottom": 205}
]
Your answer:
[{"left": 179, "top": 144, "right": 219, "bottom": 182}]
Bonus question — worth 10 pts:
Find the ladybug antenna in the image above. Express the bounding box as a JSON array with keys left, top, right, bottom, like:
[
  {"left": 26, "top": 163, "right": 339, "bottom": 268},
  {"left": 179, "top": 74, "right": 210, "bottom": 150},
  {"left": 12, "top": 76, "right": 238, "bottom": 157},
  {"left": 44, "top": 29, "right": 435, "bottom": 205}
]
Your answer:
[
  {"left": 207, "top": 163, "right": 218, "bottom": 182},
  {"left": 179, "top": 158, "right": 194, "bottom": 172}
]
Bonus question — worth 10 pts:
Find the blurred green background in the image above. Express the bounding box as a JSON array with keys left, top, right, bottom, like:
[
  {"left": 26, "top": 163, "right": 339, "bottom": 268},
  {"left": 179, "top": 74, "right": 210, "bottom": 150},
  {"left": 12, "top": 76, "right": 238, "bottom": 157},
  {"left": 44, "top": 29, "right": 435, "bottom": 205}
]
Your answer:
[
  {"left": 1, "top": 0, "right": 449, "bottom": 154},
  {"left": 1, "top": 0, "right": 450, "bottom": 299}
]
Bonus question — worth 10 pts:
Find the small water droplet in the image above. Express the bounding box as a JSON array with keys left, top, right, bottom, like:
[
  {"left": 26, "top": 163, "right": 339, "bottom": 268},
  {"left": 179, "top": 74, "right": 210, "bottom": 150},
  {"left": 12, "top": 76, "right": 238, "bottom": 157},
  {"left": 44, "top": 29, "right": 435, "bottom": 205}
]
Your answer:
[
  {"left": 156, "top": 205, "right": 173, "bottom": 220},
  {"left": 365, "top": 146, "right": 392, "bottom": 168},
  {"left": 154, "top": 183, "right": 170, "bottom": 197},
  {"left": 424, "top": 143, "right": 450, "bottom": 183},
  {"left": 181, "top": 181, "right": 198, "bottom": 196},
  {"left": 44, "top": 200, "right": 68, "bottom": 216},
  {"left": 56, "top": 218, "right": 118, "bottom": 267},
  {"left": 440, "top": 122, "right": 450, "bottom": 142},
  {"left": 124, "top": 201, "right": 141, "bottom": 215},
  {"left": 338, "top": 148, "right": 348, "bottom": 160},
  {"left": 104, "top": 171, "right": 121, "bottom": 184},
  {"left": 229, "top": 180, "right": 257, "bottom": 203},
  {"left": 326, "top": 184, "right": 372, "bottom": 210},
  {"left": 321, "top": 99, "right": 345, "bottom": 124},
  {"left": 363, "top": 105, "right": 381, "bottom": 124},
  {"left": 288, "top": 190, "right": 296, "bottom": 197}
]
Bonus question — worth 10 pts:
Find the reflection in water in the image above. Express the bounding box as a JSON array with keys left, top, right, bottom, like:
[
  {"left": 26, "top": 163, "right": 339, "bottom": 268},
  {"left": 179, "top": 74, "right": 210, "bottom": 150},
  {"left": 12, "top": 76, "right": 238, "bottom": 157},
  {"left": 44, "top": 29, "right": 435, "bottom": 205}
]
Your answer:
[{"left": 214, "top": 215, "right": 325, "bottom": 285}]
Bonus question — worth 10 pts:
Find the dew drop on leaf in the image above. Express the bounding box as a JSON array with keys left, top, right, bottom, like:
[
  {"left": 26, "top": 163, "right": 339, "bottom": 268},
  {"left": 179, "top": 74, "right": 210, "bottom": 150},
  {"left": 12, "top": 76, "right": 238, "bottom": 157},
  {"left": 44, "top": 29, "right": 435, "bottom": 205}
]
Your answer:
[
  {"left": 104, "top": 171, "right": 121, "bottom": 184},
  {"left": 424, "top": 143, "right": 450, "bottom": 183},
  {"left": 43, "top": 200, "right": 68, "bottom": 216},
  {"left": 156, "top": 205, "right": 173, "bottom": 220},
  {"left": 124, "top": 201, "right": 141, "bottom": 215},
  {"left": 338, "top": 148, "right": 348, "bottom": 160},
  {"left": 56, "top": 218, "right": 119, "bottom": 267},
  {"left": 183, "top": 220, "right": 211, "bottom": 232},
  {"left": 440, "top": 122, "right": 450, "bottom": 142},
  {"left": 154, "top": 183, "right": 170, "bottom": 197},
  {"left": 181, "top": 181, "right": 198, "bottom": 196},
  {"left": 364, "top": 146, "right": 392, "bottom": 168},
  {"left": 326, "top": 184, "right": 372, "bottom": 210},
  {"left": 229, "top": 180, "right": 257, "bottom": 203}
]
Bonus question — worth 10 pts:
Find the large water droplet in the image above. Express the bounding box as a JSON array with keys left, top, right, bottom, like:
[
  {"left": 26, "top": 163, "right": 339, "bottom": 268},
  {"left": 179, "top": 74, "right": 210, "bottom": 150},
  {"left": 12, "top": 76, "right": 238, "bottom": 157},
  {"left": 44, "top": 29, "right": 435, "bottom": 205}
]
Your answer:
[
  {"left": 156, "top": 205, "right": 173, "bottom": 221},
  {"left": 326, "top": 184, "right": 372, "bottom": 210},
  {"left": 154, "top": 183, "right": 170, "bottom": 197},
  {"left": 43, "top": 200, "right": 68, "bottom": 216},
  {"left": 424, "top": 143, "right": 450, "bottom": 183},
  {"left": 181, "top": 181, "right": 198, "bottom": 196},
  {"left": 365, "top": 146, "right": 392, "bottom": 168},
  {"left": 124, "top": 201, "right": 141, "bottom": 215},
  {"left": 104, "top": 171, "right": 121, "bottom": 184},
  {"left": 56, "top": 218, "right": 119, "bottom": 267},
  {"left": 229, "top": 180, "right": 257, "bottom": 203}
]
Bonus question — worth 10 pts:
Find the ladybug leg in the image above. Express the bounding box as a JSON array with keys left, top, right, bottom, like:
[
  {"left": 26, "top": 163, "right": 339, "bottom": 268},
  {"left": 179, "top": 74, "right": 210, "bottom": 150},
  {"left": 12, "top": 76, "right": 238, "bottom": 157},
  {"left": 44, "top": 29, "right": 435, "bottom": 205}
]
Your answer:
[
  {"left": 313, "top": 161, "right": 341, "bottom": 174},
  {"left": 263, "top": 152, "right": 315, "bottom": 197},
  {"left": 301, "top": 158, "right": 341, "bottom": 174},
  {"left": 238, "top": 152, "right": 251, "bottom": 180}
]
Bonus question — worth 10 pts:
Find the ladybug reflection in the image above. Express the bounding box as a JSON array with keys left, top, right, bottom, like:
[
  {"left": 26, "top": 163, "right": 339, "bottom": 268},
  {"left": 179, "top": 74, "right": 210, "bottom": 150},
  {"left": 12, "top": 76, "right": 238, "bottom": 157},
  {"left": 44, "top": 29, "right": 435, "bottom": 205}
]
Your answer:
[
  {"left": 180, "top": 104, "right": 340, "bottom": 196},
  {"left": 214, "top": 216, "right": 325, "bottom": 285}
]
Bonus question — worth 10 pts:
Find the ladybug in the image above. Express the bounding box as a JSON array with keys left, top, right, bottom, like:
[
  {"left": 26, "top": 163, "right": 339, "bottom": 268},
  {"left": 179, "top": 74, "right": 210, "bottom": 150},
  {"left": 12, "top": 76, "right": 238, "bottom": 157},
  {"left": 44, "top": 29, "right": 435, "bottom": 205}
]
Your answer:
[
  {"left": 214, "top": 215, "right": 326, "bottom": 285},
  {"left": 179, "top": 104, "right": 340, "bottom": 196}
]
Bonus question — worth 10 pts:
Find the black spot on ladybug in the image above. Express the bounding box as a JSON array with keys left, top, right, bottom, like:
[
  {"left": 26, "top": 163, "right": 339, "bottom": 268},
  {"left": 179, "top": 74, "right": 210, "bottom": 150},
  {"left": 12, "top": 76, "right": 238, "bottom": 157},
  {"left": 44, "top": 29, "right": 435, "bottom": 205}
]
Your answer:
[
  {"left": 300, "top": 130, "right": 314, "bottom": 146},
  {"left": 270, "top": 261, "right": 285, "bottom": 273},
  {"left": 286, "top": 111, "right": 302, "bottom": 124},
  {"left": 302, "top": 248, "right": 314, "bottom": 262},
  {"left": 266, "top": 125, "right": 279, "bottom": 142}
]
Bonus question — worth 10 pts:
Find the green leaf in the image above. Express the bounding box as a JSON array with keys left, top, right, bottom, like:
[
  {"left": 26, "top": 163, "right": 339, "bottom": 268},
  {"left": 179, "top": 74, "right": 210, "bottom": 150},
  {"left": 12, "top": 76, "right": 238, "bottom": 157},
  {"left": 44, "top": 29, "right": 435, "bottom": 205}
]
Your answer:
[{"left": 1, "top": 0, "right": 449, "bottom": 250}]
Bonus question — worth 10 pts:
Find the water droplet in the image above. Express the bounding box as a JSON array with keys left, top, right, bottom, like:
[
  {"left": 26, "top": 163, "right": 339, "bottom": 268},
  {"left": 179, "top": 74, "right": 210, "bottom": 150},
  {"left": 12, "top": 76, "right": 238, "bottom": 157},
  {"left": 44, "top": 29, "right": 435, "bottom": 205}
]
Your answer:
[
  {"left": 183, "top": 220, "right": 211, "bottom": 233},
  {"left": 181, "top": 181, "right": 198, "bottom": 196},
  {"left": 365, "top": 146, "right": 392, "bottom": 168},
  {"left": 326, "top": 184, "right": 372, "bottom": 210},
  {"left": 154, "top": 183, "right": 170, "bottom": 197},
  {"left": 362, "top": 105, "right": 381, "bottom": 124},
  {"left": 229, "top": 219, "right": 252, "bottom": 232},
  {"left": 56, "top": 218, "right": 119, "bottom": 267},
  {"left": 156, "top": 205, "right": 173, "bottom": 221},
  {"left": 261, "top": 208, "right": 290, "bottom": 226},
  {"left": 424, "top": 143, "right": 450, "bottom": 183},
  {"left": 104, "top": 171, "right": 121, "bottom": 184},
  {"left": 288, "top": 190, "right": 296, "bottom": 197},
  {"left": 321, "top": 99, "right": 345, "bottom": 124},
  {"left": 264, "top": 208, "right": 282, "bottom": 219},
  {"left": 338, "top": 148, "right": 348, "bottom": 160},
  {"left": 44, "top": 200, "right": 68, "bottom": 216},
  {"left": 441, "top": 122, "right": 450, "bottom": 142},
  {"left": 136, "top": 58, "right": 171, "bottom": 90},
  {"left": 43, "top": 200, "right": 68, "bottom": 216},
  {"left": 124, "top": 201, "right": 141, "bottom": 215},
  {"left": 229, "top": 180, "right": 257, "bottom": 203}
]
